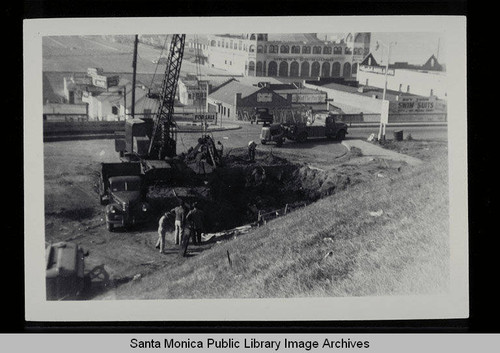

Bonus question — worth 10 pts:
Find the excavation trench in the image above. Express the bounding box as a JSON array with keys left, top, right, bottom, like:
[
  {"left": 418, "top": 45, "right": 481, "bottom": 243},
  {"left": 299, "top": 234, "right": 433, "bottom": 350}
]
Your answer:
[{"left": 146, "top": 151, "right": 353, "bottom": 233}]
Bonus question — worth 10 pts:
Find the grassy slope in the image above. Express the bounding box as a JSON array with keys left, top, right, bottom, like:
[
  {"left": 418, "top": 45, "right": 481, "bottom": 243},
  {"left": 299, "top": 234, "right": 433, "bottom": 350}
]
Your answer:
[{"left": 100, "top": 146, "right": 449, "bottom": 299}]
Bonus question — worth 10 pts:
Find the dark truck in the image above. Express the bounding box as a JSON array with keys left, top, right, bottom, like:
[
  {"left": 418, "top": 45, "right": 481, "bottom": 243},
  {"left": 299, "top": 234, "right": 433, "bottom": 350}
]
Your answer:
[
  {"left": 46, "top": 242, "right": 89, "bottom": 300},
  {"left": 260, "top": 114, "right": 348, "bottom": 146},
  {"left": 251, "top": 107, "right": 274, "bottom": 125},
  {"left": 98, "top": 162, "right": 152, "bottom": 231}
]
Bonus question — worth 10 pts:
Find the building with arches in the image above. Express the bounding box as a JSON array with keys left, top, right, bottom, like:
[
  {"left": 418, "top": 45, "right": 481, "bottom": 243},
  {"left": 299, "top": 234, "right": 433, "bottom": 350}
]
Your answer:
[{"left": 203, "top": 33, "right": 371, "bottom": 79}]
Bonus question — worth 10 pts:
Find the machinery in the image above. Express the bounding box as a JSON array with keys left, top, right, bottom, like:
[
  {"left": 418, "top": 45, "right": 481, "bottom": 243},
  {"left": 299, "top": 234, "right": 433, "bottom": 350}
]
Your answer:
[
  {"left": 100, "top": 34, "right": 223, "bottom": 231},
  {"left": 251, "top": 107, "right": 274, "bottom": 125},
  {"left": 46, "top": 242, "right": 89, "bottom": 300},
  {"left": 98, "top": 162, "right": 151, "bottom": 231},
  {"left": 260, "top": 113, "right": 348, "bottom": 146}
]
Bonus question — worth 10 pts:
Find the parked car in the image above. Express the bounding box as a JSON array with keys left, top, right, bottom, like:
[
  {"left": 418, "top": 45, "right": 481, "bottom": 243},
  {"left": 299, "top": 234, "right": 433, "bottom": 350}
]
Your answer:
[{"left": 251, "top": 108, "right": 274, "bottom": 125}]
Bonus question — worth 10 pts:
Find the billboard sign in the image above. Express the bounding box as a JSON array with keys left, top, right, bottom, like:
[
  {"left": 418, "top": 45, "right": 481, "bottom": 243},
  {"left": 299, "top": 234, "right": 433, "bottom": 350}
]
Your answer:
[
  {"left": 393, "top": 96, "right": 445, "bottom": 114},
  {"left": 194, "top": 113, "right": 216, "bottom": 122}
]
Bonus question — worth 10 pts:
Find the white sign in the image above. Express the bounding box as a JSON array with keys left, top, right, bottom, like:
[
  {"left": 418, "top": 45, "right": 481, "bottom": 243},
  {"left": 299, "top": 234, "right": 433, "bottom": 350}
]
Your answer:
[
  {"left": 359, "top": 65, "right": 395, "bottom": 76},
  {"left": 257, "top": 92, "right": 273, "bottom": 103},
  {"left": 194, "top": 113, "right": 216, "bottom": 122}
]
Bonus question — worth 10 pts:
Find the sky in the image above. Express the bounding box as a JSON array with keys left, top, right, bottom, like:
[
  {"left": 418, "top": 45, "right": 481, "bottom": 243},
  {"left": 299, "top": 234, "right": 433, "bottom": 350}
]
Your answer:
[{"left": 369, "top": 32, "right": 445, "bottom": 66}]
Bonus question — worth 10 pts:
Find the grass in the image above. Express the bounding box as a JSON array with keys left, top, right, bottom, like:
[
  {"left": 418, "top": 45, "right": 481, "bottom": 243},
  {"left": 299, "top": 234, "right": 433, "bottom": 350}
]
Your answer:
[{"left": 98, "top": 141, "right": 449, "bottom": 299}]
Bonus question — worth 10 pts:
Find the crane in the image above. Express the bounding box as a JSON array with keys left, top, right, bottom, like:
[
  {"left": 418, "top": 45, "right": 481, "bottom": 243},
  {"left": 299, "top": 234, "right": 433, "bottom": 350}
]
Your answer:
[
  {"left": 148, "top": 34, "right": 185, "bottom": 160},
  {"left": 115, "top": 34, "right": 185, "bottom": 165},
  {"left": 114, "top": 33, "right": 221, "bottom": 180}
]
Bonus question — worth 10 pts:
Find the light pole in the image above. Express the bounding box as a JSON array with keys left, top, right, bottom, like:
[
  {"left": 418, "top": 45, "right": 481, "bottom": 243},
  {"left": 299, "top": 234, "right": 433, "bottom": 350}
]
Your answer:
[{"left": 376, "top": 40, "right": 396, "bottom": 141}]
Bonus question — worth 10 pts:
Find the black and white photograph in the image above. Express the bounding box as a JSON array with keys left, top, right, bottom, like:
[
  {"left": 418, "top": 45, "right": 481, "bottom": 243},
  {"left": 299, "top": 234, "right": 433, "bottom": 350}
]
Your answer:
[{"left": 23, "top": 16, "right": 468, "bottom": 322}]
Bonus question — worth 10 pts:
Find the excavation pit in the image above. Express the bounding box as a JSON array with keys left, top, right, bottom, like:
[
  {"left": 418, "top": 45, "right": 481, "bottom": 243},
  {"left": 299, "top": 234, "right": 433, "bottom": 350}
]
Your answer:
[{"left": 146, "top": 149, "right": 354, "bottom": 233}]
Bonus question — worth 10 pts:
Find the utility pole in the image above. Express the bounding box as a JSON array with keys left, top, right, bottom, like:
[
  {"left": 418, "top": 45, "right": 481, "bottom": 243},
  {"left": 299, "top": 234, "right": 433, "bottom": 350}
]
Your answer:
[
  {"left": 377, "top": 41, "right": 396, "bottom": 141},
  {"left": 131, "top": 35, "right": 139, "bottom": 119}
]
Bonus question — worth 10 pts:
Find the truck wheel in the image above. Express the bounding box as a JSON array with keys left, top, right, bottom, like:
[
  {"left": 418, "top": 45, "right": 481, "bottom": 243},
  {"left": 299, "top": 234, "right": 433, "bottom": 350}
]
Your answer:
[
  {"left": 337, "top": 130, "right": 346, "bottom": 141},
  {"left": 297, "top": 132, "right": 308, "bottom": 143},
  {"left": 106, "top": 222, "right": 114, "bottom": 232}
]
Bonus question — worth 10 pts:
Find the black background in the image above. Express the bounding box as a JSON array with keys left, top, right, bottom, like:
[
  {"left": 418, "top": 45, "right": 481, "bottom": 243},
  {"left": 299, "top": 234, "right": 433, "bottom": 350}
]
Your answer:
[{"left": 9, "top": 0, "right": 494, "bottom": 334}]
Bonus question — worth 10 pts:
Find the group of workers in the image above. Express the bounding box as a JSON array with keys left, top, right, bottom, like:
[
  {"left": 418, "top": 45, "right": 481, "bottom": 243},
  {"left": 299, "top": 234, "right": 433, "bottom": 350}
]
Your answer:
[
  {"left": 156, "top": 200, "right": 205, "bottom": 257},
  {"left": 156, "top": 141, "right": 257, "bottom": 257}
]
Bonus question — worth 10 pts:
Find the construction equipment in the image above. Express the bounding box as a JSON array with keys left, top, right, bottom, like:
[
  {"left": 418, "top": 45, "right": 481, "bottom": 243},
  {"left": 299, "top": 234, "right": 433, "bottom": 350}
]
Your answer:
[
  {"left": 46, "top": 242, "right": 89, "bottom": 300},
  {"left": 115, "top": 34, "right": 186, "bottom": 163},
  {"left": 260, "top": 113, "right": 348, "bottom": 145},
  {"left": 98, "top": 162, "right": 151, "bottom": 231}
]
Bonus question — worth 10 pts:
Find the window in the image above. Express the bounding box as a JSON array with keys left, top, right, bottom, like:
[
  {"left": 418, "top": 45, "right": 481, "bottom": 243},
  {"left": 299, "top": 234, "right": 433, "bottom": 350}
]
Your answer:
[
  {"left": 257, "top": 45, "right": 263, "bottom": 53},
  {"left": 249, "top": 45, "right": 256, "bottom": 52},
  {"left": 223, "top": 106, "right": 226, "bottom": 115},
  {"left": 269, "top": 45, "right": 278, "bottom": 53},
  {"left": 227, "top": 108, "right": 230, "bottom": 117},
  {"left": 407, "top": 85, "right": 410, "bottom": 93},
  {"left": 334, "top": 46, "right": 342, "bottom": 54},
  {"left": 323, "top": 46, "right": 332, "bottom": 54},
  {"left": 345, "top": 47, "right": 352, "bottom": 55},
  {"left": 280, "top": 45, "right": 289, "bottom": 54},
  {"left": 291, "top": 45, "right": 300, "bottom": 54},
  {"left": 302, "top": 46, "right": 311, "bottom": 54},
  {"left": 313, "top": 46, "right": 322, "bottom": 54},
  {"left": 112, "top": 106, "right": 118, "bottom": 115}
]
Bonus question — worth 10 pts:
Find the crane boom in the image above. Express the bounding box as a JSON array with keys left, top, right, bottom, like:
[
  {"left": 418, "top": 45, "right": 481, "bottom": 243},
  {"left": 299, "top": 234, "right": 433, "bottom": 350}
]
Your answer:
[{"left": 148, "top": 34, "right": 186, "bottom": 160}]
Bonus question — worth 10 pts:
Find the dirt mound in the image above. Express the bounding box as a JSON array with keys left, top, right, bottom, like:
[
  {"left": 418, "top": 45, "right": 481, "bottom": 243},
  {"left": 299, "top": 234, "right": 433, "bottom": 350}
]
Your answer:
[{"left": 286, "top": 166, "right": 352, "bottom": 200}]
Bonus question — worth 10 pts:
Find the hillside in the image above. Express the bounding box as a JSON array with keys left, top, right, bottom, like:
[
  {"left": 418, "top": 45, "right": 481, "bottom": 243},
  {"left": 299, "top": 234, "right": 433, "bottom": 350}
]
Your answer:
[{"left": 96, "top": 142, "right": 449, "bottom": 299}]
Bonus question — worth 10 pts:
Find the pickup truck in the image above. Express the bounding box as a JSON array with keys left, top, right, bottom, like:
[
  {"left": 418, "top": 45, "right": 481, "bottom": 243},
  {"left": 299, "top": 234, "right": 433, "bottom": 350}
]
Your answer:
[
  {"left": 99, "top": 162, "right": 152, "bottom": 231},
  {"left": 260, "top": 114, "right": 348, "bottom": 145}
]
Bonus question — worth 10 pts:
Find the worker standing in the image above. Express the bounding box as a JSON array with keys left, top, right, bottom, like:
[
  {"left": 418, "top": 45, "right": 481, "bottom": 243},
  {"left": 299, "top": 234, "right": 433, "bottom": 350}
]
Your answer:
[
  {"left": 182, "top": 203, "right": 205, "bottom": 257},
  {"left": 155, "top": 211, "right": 169, "bottom": 254},
  {"left": 169, "top": 200, "right": 186, "bottom": 246},
  {"left": 248, "top": 140, "right": 257, "bottom": 162}
]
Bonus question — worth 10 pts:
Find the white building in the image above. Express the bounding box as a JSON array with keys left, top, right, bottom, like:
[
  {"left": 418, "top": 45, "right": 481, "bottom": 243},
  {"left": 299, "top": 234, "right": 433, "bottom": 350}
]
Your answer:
[
  {"left": 82, "top": 79, "right": 159, "bottom": 121},
  {"left": 356, "top": 54, "right": 447, "bottom": 100},
  {"left": 202, "top": 33, "right": 371, "bottom": 79}
]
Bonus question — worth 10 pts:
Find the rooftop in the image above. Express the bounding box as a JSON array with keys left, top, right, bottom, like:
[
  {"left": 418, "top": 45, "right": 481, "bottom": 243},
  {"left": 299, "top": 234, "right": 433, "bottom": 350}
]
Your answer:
[
  {"left": 319, "top": 82, "right": 419, "bottom": 101},
  {"left": 208, "top": 80, "right": 260, "bottom": 105},
  {"left": 266, "top": 33, "right": 324, "bottom": 44}
]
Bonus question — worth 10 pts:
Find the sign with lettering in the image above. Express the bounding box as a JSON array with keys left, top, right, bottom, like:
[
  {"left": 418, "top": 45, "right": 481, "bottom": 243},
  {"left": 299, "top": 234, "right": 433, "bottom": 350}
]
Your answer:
[
  {"left": 92, "top": 75, "right": 108, "bottom": 89},
  {"left": 271, "top": 57, "right": 356, "bottom": 63},
  {"left": 359, "top": 65, "right": 395, "bottom": 76},
  {"left": 257, "top": 93, "right": 273, "bottom": 103},
  {"left": 292, "top": 93, "right": 326, "bottom": 104},
  {"left": 392, "top": 96, "right": 445, "bottom": 114},
  {"left": 194, "top": 113, "right": 216, "bottom": 122}
]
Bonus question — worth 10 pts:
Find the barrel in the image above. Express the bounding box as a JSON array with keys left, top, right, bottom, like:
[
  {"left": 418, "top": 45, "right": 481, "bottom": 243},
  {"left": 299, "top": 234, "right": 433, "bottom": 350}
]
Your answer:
[{"left": 393, "top": 130, "right": 404, "bottom": 141}]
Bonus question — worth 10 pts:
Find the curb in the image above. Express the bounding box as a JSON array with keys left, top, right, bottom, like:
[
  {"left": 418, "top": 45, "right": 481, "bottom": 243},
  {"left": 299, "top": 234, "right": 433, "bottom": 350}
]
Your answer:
[
  {"left": 43, "top": 125, "right": 242, "bottom": 142},
  {"left": 347, "top": 123, "right": 447, "bottom": 128}
]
